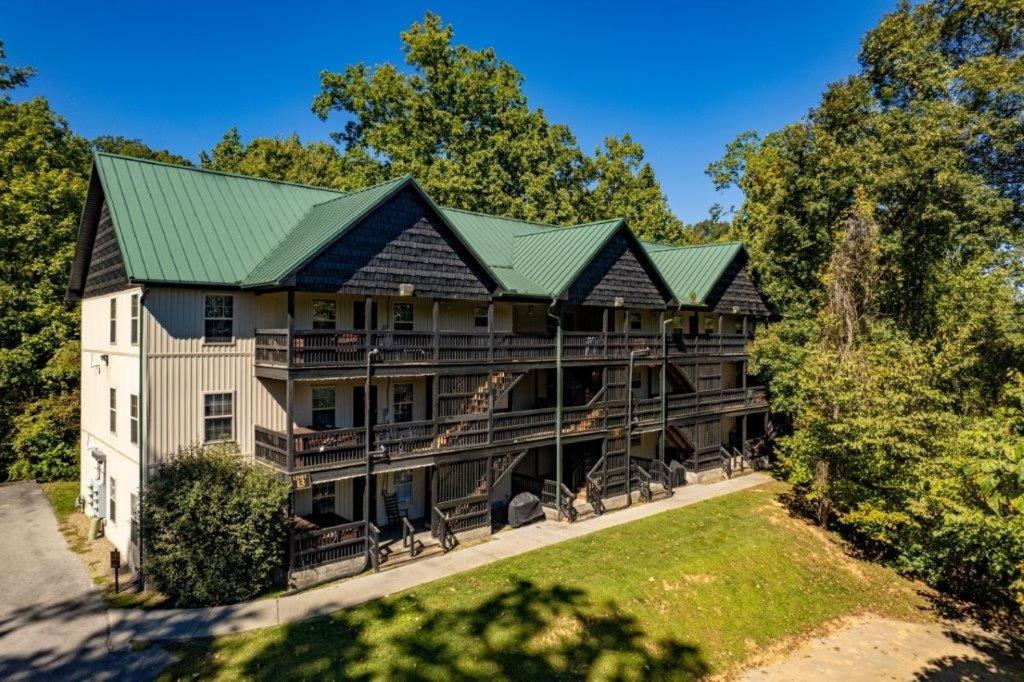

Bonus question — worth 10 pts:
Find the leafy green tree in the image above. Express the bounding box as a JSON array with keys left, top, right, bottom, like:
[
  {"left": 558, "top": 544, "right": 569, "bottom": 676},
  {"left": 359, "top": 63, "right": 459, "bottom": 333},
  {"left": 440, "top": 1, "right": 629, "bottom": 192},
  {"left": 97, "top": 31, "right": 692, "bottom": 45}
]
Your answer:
[
  {"left": 140, "top": 443, "right": 290, "bottom": 607},
  {"left": 311, "top": 13, "right": 683, "bottom": 239},
  {"left": 92, "top": 135, "right": 193, "bottom": 166},
  {"left": 0, "top": 45, "right": 90, "bottom": 480}
]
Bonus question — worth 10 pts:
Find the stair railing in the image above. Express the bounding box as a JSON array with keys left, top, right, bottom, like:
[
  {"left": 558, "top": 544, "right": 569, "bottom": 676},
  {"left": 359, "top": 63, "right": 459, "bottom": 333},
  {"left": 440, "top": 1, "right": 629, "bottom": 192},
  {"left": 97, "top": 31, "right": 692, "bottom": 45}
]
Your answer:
[
  {"left": 635, "top": 463, "right": 653, "bottom": 503},
  {"left": 432, "top": 506, "right": 456, "bottom": 553},
  {"left": 367, "top": 522, "right": 382, "bottom": 572},
  {"left": 719, "top": 446, "right": 734, "bottom": 478},
  {"left": 401, "top": 516, "right": 418, "bottom": 558},
  {"left": 585, "top": 457, "right": 606, "bottom": 516}
]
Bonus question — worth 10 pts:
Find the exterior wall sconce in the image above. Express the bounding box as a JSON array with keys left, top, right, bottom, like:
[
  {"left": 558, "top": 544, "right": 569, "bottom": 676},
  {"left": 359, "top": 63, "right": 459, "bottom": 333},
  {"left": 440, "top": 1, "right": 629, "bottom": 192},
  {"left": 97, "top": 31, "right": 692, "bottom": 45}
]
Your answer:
[
  {"left": 613, "top": 296, "right": 625, "bottom": 307},
  {"left": 398, "top": 283, "right": 415, "bottom": 297}
]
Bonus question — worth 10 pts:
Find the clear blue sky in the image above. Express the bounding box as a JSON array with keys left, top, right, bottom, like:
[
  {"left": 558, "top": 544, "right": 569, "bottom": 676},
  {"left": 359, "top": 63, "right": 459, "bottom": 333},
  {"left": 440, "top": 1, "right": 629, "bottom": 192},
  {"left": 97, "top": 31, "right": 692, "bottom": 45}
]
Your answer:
[{"left": 4, "top": 1, "right": 895, "bottom": 223}]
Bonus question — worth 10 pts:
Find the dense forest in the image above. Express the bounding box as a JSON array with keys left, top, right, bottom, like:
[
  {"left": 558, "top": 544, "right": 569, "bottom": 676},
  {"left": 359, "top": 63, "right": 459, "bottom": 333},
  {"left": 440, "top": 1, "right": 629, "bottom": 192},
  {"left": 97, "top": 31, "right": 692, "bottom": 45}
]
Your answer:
[{"left": 1, "top": 1, "right": 1020, "bottom": 608}]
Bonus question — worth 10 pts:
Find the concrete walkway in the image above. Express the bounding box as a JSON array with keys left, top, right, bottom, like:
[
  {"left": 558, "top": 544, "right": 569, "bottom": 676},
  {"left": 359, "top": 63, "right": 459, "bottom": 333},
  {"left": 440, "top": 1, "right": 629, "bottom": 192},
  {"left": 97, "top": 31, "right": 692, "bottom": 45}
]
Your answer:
[
  {"left": 109, "top": 472, "right": 772, "bottom": 646},
  {"left": 0, "top": 481, "right": 171, "bottom": 681}
]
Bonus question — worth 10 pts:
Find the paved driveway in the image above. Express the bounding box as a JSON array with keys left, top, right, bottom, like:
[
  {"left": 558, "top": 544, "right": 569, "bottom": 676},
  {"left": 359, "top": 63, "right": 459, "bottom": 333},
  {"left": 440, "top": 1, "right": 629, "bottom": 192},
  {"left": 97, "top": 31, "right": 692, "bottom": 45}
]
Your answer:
[{"left": 0, "top": 481, "right": 169, "bottom": 681}]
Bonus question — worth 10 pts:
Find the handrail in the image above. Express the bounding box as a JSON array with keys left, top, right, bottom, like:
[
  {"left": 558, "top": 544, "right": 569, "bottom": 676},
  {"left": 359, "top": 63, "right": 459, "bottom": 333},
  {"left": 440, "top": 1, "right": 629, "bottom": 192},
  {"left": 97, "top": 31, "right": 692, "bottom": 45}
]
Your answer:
[
  {"left": 367, "top": 522, "right": 381, "bottom": 572},
  {"left": 401, "top": 516, "right": 417, "bottom": 558},
  {"left": 635, "top": 464, "right": 653, "bottom": 503},
  {"left": 585, "top": 456, "right": 606, "bottom": 516},
  {"left": 719, "top": 446, "right": 734, "bottom": 478},
  {"left": 432, "top": 505, "right": 456, "bottom": 553}
]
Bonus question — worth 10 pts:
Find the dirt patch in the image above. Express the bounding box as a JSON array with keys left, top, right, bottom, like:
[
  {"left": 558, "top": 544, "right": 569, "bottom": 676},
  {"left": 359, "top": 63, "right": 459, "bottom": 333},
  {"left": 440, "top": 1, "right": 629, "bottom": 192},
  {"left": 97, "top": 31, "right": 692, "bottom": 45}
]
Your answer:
[
  {"left": 56, "top": 510, "right": 166, "bottom": 609},
  {"left": 734, "top": 613, "right": 1024, "bottom": 681}
]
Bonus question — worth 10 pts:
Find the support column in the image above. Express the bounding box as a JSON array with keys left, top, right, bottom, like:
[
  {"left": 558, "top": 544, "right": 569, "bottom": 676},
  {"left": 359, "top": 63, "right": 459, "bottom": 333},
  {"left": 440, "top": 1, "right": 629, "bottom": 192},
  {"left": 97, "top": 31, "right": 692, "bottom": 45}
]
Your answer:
[
  {"left": 487, "top": 301, "right": 494, "bottom": 361},
  {"left": 550, "top": 304, "right": 564, "bottom": 518},
  {"left": 286, "top": 290, "right": 295, "bottom": 471},
  {"left": 432, "top": 299, "right": 440, "bottom": 361},
  {"left": 659, "top": 311, "right": 668, "bottom": 464}
]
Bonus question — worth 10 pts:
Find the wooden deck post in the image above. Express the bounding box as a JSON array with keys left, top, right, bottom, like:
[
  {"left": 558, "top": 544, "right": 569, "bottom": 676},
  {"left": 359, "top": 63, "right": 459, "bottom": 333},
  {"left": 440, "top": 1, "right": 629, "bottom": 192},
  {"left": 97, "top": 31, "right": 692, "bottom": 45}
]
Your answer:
[
  {"left": 432, "top": 299, "right": 440, "bottom": 362},
  {"left": 286, "top": 290, "right": 295, "bottom": 471},
  {"left": 487, "top": 301, "right": 494, "bottom": 362}
]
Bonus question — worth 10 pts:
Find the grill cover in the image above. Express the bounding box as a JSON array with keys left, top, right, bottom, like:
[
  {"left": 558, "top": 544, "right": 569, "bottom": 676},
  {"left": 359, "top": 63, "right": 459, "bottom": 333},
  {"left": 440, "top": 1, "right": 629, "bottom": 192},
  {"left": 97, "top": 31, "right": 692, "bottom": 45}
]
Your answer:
[{"left": 508, "top": 492, "right": 545, "bottom": 528}]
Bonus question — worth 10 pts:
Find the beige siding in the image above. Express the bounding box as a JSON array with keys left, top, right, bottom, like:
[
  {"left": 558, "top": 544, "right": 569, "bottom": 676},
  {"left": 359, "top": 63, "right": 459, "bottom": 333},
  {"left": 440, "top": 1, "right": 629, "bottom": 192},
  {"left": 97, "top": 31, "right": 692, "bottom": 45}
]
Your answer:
[
  {"left": 79, "top": 288, "right": 143, "bottom": 556},
  {"left": 144, "top": 287, "right": 285, "bottom": 463}
]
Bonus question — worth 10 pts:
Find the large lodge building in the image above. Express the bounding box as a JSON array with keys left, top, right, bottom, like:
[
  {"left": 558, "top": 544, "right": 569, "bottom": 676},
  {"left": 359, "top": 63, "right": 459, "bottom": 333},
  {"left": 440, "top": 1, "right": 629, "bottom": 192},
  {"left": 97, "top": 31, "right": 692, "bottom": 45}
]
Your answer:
[{"left": 68, "top": 154, "right": 773, "bottom": 585}]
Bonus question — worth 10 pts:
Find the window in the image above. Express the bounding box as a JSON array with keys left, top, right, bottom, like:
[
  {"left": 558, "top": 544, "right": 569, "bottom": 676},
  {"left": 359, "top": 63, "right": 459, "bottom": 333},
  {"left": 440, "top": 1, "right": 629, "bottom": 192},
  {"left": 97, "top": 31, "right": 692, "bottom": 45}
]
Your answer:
[
  {"left": 130, "top": 294, "right": 140, "bottom": 345},
  {"left": 312, "top": 482, "right": 336, "bottom": 516},
  {"left": 109, "top": 388, "right": 117, "bottom": 434},
  {"left": 203, "top": 392, "right": 234, "bottom": 442},
  {"left": 204, "top": 295, "right": 234, "bottom": 343},
  {"left": 473, "top": 305, "right": 488, "bottom": 329},
  {"left": 109, "top": 298, "right": 117, "bottom": 344},
  {"left": 393, "top": 470, "right": 413, "bottom": 509},
  {"left": 393, "top": 383, "right": 413, "bottom": 423},
  {"left": 392, "top": 302, "right": 413, "bottom": 331},
  {"left": 312, "top": 299, "right": 336, "bottom": 330},
  {"left": 311, "top": 386, "right": 336, "bottom": 430},
  {"left": 703, "top": 314, "right": 718, "bottom": 334},
  {"left": 630, "top": 433, "right": 642, "bottom": 448},
  {"left": 129, "top": 394, "right": 139, "bottom": 444},
  {"left": 108, "top": 476, "right": 117, "bottom": 525},
  {"left": 733, "top": 317, "right": 745, "bottom": 335},
  {"left": 631, "top": 371, "right": 642, "bottom": 391},
  {"left": 629, "top": 312, "right": 642, "bottom": 331}
]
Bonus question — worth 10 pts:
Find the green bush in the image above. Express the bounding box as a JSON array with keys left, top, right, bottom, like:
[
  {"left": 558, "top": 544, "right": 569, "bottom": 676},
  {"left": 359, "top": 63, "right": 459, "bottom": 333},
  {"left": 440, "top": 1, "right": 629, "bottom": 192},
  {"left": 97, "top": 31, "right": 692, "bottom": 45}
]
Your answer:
[{"left": 140, "top": 443, "right": 290, "bottom": 607}]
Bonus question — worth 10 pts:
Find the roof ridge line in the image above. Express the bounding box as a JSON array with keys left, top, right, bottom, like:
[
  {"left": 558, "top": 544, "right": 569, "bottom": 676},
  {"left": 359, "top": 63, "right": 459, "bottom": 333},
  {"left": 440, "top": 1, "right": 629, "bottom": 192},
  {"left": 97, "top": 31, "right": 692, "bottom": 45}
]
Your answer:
[
  {"left": 644, "top": 239, "right": 744, "bottom": 251},
  {"left": 307, "top": 174, "right": 410, "bottom": 209},
  {"left": 439, "top": 205, "right": 568, "bottom": 230},
  {"left": 512, "top": 217, "right": 624, "bottom": 239},
  {"left": 93, "top": 151, "right": 351, "bottom": 194}
]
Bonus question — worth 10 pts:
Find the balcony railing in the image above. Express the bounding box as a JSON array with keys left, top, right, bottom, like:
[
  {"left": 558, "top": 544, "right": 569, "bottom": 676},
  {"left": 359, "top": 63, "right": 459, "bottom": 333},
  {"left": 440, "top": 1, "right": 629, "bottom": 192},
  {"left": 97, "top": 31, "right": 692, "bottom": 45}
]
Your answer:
[
  {"left": 253, "top": 386, "right": 768, "bottom": 473},
  {"left": 254, "top": 329, "right": 751, "bottom": 369}
]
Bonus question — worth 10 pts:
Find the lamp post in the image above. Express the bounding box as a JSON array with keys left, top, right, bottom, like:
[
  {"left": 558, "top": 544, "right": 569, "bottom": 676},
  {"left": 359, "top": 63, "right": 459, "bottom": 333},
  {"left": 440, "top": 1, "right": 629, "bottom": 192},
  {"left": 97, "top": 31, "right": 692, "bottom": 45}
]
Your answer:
[{"left": 626, "top": 347, "right": 649, "bottom": 507}]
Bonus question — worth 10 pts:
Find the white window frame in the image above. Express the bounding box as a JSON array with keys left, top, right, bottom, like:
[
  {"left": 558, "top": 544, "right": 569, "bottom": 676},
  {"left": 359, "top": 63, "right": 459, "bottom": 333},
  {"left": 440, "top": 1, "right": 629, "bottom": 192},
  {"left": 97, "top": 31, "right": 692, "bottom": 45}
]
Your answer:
[
  {"left": 109, "top": 298, "right": 117, "bottom": 344},
  {"left": 393, "top": 383, "right": 414, "bottom": 423},
  {"left": 129, "top": 394, "right": 139, "bottom": 445},
  {"left": 130, "top": 294, "right": 140, "bottom": 345},
  {"left": 203, "top": 294, "right": 234, "bottom": 345},
  {"left": 312, "top": 481, "right": 336, "bottom": 516},
  {"left": 392, "top": 302, "right": 413, "bottom": 331},
  {"left": 393, "top": 470, "right": 413, "bottom": 510},
  {"left": 312, "top": 299, "right": 337, "bottom": 330},
  {"left": 311, "top": 386, "right": 336, "bottom": 430},
  {"left": 629, "top": 312, "right": 642, "bottom": 331},
  {"left": 108, "top": 476, "right": 117, "bottom": 525},
  {"left": 473, "top": 305, "right": 488, "bottom": 329},
  {"left": 203, "top": 391, "right": 235, "bottom": 443},
  {"left": 109, "top": 388, "right": 117, "bottom": 434}
]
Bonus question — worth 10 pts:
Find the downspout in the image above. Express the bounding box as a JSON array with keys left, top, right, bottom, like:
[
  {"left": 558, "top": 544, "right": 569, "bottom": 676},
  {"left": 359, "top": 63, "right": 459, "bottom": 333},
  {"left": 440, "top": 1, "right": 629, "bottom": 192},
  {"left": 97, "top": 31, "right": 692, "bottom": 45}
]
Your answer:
[
  {"left": 135, "top": 286, "right": 147, "bottom": 592},
  {"left": 546, "top": 301, "right": 563, "bottom": 518},
  {"left": 659, "top": 305, "right": 681, "bottom": 465}
]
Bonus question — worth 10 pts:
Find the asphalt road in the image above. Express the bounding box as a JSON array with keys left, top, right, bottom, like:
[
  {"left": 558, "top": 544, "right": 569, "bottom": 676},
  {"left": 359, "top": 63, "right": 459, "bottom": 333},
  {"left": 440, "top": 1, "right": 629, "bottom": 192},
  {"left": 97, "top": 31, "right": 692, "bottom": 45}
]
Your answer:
[{"left": 0, "top": 481, "right": 169, "bottom": 680}]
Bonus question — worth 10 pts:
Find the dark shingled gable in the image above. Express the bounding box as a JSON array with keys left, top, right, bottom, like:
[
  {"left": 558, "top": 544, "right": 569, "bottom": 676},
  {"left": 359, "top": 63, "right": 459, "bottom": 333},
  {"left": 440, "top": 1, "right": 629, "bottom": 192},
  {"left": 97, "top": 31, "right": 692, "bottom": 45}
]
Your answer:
[
  {"left": 566, "top": 232, "right": 668, "bottom": 308},
  {"left": 293, "top": 186, "right": 493, "bottom": 300},
  {"left": 83, "top": 202, "right": 130, "bottom": 297},
  {"left": 705, "top": 259, "right": 772, "bottom": 317}
]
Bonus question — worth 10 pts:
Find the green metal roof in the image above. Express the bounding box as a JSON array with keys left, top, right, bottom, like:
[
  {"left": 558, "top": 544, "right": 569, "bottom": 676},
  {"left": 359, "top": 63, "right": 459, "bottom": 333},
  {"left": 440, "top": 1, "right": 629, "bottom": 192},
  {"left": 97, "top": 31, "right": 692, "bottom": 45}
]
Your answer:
[
  {"left": 643, "top": 241, "right": 745, "bottom": 305},
  {"left": 242, "top": 176, "right": 410, "bottom": 286},
  {"left": 93, "top": 152, "right": 343, "bottom": 285},
  {"left": 512, "top": 220, "right": 623, "bottom": 296},
  {"left": 81, "top": 153, "right": 747, "bottom": 305}
]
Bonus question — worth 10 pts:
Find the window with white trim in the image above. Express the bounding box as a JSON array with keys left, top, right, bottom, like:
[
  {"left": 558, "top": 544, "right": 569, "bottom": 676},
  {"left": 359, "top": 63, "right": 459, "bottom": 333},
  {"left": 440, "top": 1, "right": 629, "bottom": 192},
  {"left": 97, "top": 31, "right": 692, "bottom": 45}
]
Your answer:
[
  {"left": 108, "top": 476, "right": 117, "bottom": 525},
  {"left": 109, "top": 388, "right": 117, "bottom": 434},
  {"left": 312, "top": 299, "right": 336, "bottom": 330},
  {"left": 473, "top": 305, "right": 488, "bottom": 329},
  {"left": 109, "top": 298, "right": 117, "bottom": 344},
  {"left": 129, "top": 394, "right": 139, "bottom": 444},
  {"left": 130, "top": 294, "right": 140, "bottom": 345},
  {"left": 393, "top": 470, "right": 413, "bottom": 509},
  {"left": 392, "top": 302, "right": 413, "bottom": 331},
  {"left": 312, "top": 482, "right": 336, "bottom": 516},
  {"left": 311, "top": 386, "right": 336, "bottom": 430},
  {"left": 204, "top": 295, "right": 234, "bottom": 343},
  {"left": 629, "top": 312, "right": 642, "bottom": 331},
  {"left": 203, "top": 392, "right": 234, "bottom": 443},
  {"left": 393, "top": 383, "right": 413, "bottom": 423}
]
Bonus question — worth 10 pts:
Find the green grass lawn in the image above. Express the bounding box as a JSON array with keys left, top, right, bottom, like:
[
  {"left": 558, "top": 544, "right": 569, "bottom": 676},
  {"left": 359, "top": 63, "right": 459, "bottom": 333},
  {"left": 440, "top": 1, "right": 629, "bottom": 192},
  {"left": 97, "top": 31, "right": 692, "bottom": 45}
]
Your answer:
[{"left": 165, "top": 481, "right": 929, "bottom": 680}]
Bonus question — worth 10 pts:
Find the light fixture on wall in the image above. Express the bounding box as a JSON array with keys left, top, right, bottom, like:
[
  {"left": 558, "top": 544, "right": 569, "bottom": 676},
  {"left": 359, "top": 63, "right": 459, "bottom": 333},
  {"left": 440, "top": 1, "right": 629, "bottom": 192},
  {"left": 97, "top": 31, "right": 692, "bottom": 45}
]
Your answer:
[
  {"left": 613, "top": 296, "right": 625, "bottom": 308},
  {"left": 398, "top": 283, "right": 415, "bottom": 297}
]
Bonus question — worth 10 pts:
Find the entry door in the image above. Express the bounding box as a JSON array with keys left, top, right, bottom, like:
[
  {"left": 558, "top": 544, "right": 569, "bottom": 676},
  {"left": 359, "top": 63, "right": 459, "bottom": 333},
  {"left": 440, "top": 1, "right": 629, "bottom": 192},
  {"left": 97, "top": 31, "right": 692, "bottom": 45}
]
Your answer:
[{"left": 352, "top": 385, "right": 378, "bottom": 428}]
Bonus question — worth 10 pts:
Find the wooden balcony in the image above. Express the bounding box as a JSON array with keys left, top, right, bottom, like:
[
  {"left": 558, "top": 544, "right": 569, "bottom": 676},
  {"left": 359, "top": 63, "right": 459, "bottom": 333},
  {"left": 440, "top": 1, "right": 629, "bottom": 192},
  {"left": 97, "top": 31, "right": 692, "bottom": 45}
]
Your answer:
[
  {"left": 254, "top": 329, "right": 751, "bottom": 371},
  {"left": 253, "top": 386, "right": 768, "bottom": 474}
]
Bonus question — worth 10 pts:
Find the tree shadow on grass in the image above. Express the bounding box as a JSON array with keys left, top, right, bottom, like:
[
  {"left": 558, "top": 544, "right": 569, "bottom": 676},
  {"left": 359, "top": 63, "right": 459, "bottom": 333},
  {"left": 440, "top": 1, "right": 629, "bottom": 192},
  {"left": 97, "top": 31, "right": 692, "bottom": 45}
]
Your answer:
[{"left": 174, "top": 578, "right": 709, "bottom": 680}]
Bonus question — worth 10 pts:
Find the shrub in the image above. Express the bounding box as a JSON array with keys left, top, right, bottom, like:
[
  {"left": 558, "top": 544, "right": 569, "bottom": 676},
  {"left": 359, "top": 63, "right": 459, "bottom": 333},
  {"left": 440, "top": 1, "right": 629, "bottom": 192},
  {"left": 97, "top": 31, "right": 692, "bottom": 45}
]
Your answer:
[{"left": 140, "top": 443, "right": 290, "bottom": 607}]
